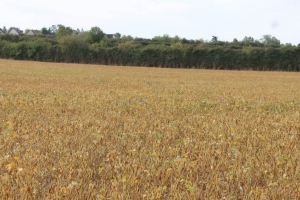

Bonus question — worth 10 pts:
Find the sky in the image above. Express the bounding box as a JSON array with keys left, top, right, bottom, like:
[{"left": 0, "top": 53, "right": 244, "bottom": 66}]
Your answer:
[{"left": 1, "top": 0, "right": 300, "bottom": 45}]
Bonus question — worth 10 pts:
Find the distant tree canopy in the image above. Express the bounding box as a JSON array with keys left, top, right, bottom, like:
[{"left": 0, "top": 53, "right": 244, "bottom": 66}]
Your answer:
[
  {"left": 260, "top": 35, "right": 281, "bottom": 48},
  {"left": 56, "top": 25, "right": 74, "bottom": 39},
  {"left": 86, "top": 27, "right": 105, "bottom": 44},
  {"left": 41, "top": 27, "right": 51, "bottom": 35},
  {"left": 115, "top": 33, "right": 121, "bottom": 38},
  {"left": 0, "top": 24, "right": 299, "bottom": 71}
]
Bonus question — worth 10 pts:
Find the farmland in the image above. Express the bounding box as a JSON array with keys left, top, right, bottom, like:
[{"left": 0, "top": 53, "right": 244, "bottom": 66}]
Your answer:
[{"left": 0, "top": 59, "right": 299, "bottom": 199}]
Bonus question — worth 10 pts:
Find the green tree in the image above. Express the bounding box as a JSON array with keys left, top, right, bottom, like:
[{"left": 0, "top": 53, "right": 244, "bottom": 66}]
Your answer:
[
  {"left": 162, "top": 34, "right": 171, "bottom": 43},
  {"left": 181, "top": 38, "right": 189, "bottom": 44},
  {"left": 260, "top": 35, "right": 280, "bottom": 47},
  {"left": 171, "top": 35, "right": 181, "bottom": 43},
  {"left": 152, "top": 36, "right": 162, "bottom": 41},
  {"left": 91, "top": 38, "right": 110, "bottom": 48},
  {"left": 115, "top": 33, "right": 121, "bottom": 38},
  {"left": 242, "top": 36, "right": 255, "bottom": 47},
  {"left": 59, "top": 35, "right": 89, "bottom": 62},
  {"left": 78, "top": 31, "right": 88, "bottom": 41},
  {"left": 152, "top": 34, "right": 171, "bottom": 43},
  {"left": 86, "top": 27, "right": 104, "bottom": 44},
  {"left": 243, "top": 36, "right": 254, "bottom": 43},
  {"left": 284, "top": 43, "right": 293, "bottom": 47},
  {"left": 121, "top": 35, "right": 134, "bottom": 40},
  {"left": 170, "top": 42, "right": 183, "bottom": 49},
  {"left": 56, "top": 25, "right": 74, "bottom": 39},
  {"left": 41, "top": 27, "right": 49, "bottom": 35}
]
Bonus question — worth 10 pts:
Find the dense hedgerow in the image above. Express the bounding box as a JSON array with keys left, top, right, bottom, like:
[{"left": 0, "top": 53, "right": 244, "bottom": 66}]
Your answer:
[{"left": 0, "top": 34, "right": 300, "bottom": 71}]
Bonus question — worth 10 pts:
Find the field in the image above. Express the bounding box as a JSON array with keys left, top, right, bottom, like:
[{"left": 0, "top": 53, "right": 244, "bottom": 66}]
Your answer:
[{"left": 0, "top": 59, "right": 299, "bottom": 199}]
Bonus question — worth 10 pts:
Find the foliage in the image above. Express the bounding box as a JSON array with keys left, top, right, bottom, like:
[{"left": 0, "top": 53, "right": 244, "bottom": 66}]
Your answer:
[
  {"left": 56, "top": 25, "right": 74, "bottom": 39},
  {"left": 86, "top": 27, "right": 105, "bottom": 44},
  {"left": 260, "top": 35, "right": 281, "bottom": 48},
  {"left": 41, "top": 27, "right": 51, "bottom": 35},
  {"left": 0, "top": 31, "right": 300, "bottom": 71},
  {"left": 58, "top": 36, "right": 90, "bottom": 63}
]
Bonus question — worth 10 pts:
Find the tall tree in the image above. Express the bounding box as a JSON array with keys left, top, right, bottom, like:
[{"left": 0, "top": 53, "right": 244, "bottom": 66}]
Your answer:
[
  {"left": 56, "top": 25, "right": 74, "bottom": 39},
  {"left": 121, "top": 35, "right": 134, "bottom": 40},
  {"left": 181, "top": 38, "right": 189, "bottom": 44},
  {"left": 41, "top": 27, "right": 49, "bottom": 35},
  {"left": 260, "top": 35, "right": 280, "bottom": 47},
  {"left": 242, "top": 36, "right": 255, "bottom": 46},
  {"left": 59, "top": 35, "right": 89, "bottom": 62},
  {"left": 86, "top": 27, "right": 105, "bottom": 44},
  {"left": 115, "top": 32, "right": 121, "bottom": 38},
  {"left": 171, "top": 35, "right": 181, "bottom": 43},
  {"left": 78, "top": 31, "right": 88, "bottom": 40}
]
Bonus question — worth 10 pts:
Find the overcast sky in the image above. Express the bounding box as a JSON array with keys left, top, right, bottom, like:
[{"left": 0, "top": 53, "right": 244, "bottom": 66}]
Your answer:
[{"left": 1, "top": 0, "right": 299, "bottom": 44}]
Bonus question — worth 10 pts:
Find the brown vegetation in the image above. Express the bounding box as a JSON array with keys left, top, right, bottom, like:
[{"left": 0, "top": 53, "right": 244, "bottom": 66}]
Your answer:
[{"left": 0, "top": 59, "right": 299, "bottom": 199}]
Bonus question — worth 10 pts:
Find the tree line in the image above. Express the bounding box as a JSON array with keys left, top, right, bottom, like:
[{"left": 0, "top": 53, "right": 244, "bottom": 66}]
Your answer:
[{"left": 0, "top": 25, "right": 300, "bottom": 71}]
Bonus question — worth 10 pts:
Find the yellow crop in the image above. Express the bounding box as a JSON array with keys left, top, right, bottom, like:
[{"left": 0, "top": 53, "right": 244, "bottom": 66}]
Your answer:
[{"left": 0, "top": 59, "right": 299, "bottom": 199}]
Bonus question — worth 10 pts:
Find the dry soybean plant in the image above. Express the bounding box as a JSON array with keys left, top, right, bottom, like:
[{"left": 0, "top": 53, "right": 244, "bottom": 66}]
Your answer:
[{"left": 0, "top": 59, "right": 299, "bottom": 199}]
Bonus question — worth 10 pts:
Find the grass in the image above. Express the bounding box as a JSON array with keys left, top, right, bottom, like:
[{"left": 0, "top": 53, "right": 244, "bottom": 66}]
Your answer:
[{"left": 0, "top": 59, "right": 300, "bottom": 199}]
